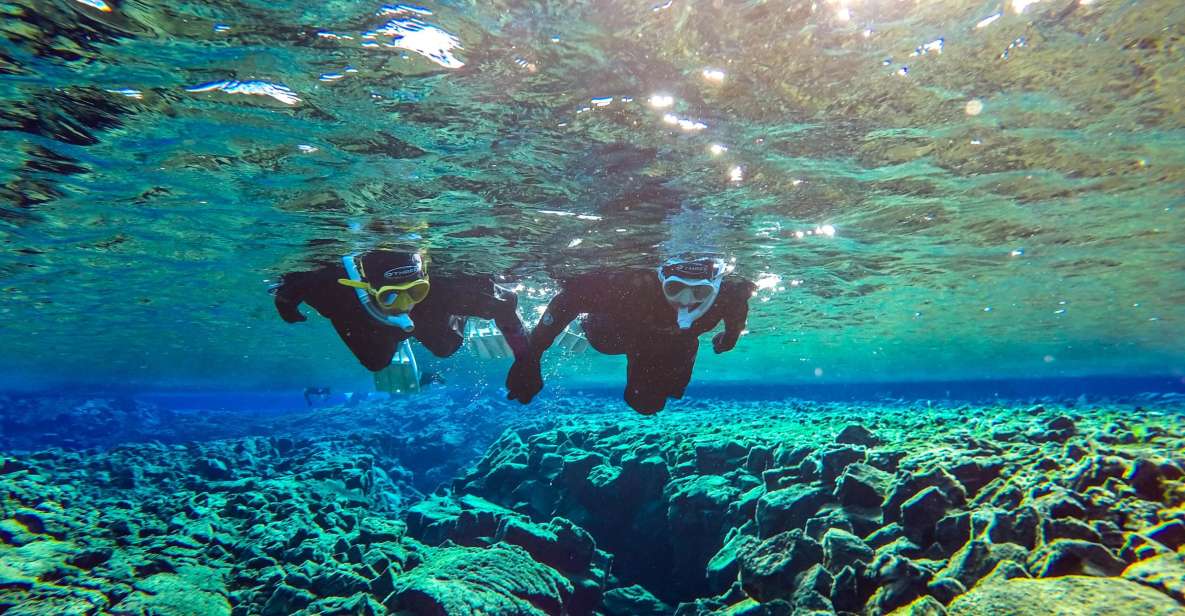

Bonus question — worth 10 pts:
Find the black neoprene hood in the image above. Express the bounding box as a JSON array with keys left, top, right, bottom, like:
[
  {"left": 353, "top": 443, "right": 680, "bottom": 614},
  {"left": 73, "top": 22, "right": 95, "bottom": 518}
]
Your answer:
[{"left": 357, "top": 251, "right": 426, "bottom": 284}]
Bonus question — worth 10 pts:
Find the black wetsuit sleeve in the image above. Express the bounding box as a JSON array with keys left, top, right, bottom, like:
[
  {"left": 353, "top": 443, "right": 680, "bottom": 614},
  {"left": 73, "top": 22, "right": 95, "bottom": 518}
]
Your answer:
[
  {"left": 449, "top": 280, "right": 530, "bottom": 360},
  {"left": 506, "top": 281, "right": 591, "bottom": 404},
  {"left": 715, "top": 279, "right": 756, "bottom": 350},
  {"left": 527, "top": 286, "right": 587, "bottom": 361},
  {"left": 274, "top": 271, "right": 314, "bottom": 323}
]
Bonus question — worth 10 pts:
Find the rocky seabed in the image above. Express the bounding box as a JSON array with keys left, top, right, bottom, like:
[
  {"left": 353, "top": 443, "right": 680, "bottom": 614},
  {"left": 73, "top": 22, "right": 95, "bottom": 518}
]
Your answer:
[{"left": 1, "top": 396, "right": 1184, "bottom": 615}]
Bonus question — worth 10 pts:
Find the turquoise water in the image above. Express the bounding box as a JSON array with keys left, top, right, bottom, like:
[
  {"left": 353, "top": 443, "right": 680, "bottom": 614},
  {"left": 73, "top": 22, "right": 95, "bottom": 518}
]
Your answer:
[
  {"left": 1, "top": 0, "right": 1183, "bottom": 393},
  {"left": 3, "top": 3, "right": 1185, "bottom": 613}
]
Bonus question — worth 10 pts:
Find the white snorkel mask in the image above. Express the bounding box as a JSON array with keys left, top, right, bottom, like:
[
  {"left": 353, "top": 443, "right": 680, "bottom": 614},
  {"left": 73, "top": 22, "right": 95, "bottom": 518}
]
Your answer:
[{"left": 657, "top": 257, "right": 728, "bottom": 330}]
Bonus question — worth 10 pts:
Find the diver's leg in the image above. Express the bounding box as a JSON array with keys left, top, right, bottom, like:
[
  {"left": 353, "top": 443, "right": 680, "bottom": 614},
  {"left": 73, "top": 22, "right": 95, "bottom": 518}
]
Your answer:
[
  {"left": 331, "top": 318, "right": 399, "bottom": 372},
  {"left": 623, "top": 338, "right": 699, "bottom": 413},
  {"left": 667, "top": 338, "right": 700, "bottom": 400},
  {"left": 624, "top": 352, "right": 669, "bottom": 415}
]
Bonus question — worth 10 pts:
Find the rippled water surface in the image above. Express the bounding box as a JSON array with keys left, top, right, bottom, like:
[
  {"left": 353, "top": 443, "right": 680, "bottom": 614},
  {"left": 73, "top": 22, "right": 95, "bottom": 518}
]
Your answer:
[{"left": 1, "top": 0, "right": 1182, "bottom": 389}]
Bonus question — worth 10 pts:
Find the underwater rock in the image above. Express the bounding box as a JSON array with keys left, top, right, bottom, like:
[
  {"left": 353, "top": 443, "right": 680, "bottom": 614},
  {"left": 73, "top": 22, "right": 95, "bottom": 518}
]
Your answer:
[
  {"left": 979, "top": 506, "right": 1040, "bottom": 549},
  {"left": 66, "top": 546, "right": 114, "bottom": 569},
  {"left": 390, "top": 544, "right": 573, "bottom": 616},
  {"left": 739, "top": 529, "right": 824, "bottom": 602},
  {"left": 865, "top": 553, "right": 933, "bottom": 614},
  {"left": 900, "top": 486, "right": 953, "bottom": 545},
  {"left": 1122, "top": 552, "right": 1185, "bottom": 603},
  {"left": 1120, "top": 531, "right": 1175, "bottom": 563},
  {"left": 934, "top": 512, "right": 971, "bottom": 555},
  {"left": 3, "top": 398, "right": 1184, "bottom": 615},
  {"left": 830, "top": 563, "right": 873, "bottom": 613},
  {"left": 115, "top": 568, "right": 231, "bottom": 616},
  {"left": 1125, "top": 456, "right": 1184, "bottom": 502},
  {"left": 1066, "top": 455, "right": 1129, "bottom": 493},
  {"left": 936, "top": 539, "right": 1029, "bottom": 589},
  {"left": 795, "top": 564, "right": 834, "bottom": 603},
  {"left": 1027, "top": 539, "right": 1127, "bottom": 577},
  {"left": 756, "top": 484, "right": 831, "bottom": 538},
  {"left": 884, "top": 468, "right": 967, "bottom": 525},
  {"left": 303, "top": 593, "right": 386, "bottom": 616},
  {"left": 926, "top": 576, "right": 966, "bottom": 605},
  {"left": 1027, "top": 487, "right": 1088, "bottom": 521},
  {"left": 888, "top": 595, "right": 948, "bottom": 616},
  {"left": 835, "top": 462, "right": 892, "bottom": 509},
  {"left": 601, "top": 585, "right": 671, "bottom": 616},
  {"left": 308, "top": 568, "right": 371, "bottom": 598},
  {"left": 745, "top": 446, "right": 774, "bottom": 475},
  {"left": 946, "top": 575, "right": 1183, "bottom": 615},
  {"left": 694, "top": 439, "right": 750, "bottom": 475},
  {"left": 706, "top": 532, "right": 758, "bottom": 594},
  {"left": 822, "top": 527, "right": 874, "bottom": 573},
  {"left": 815, "top": 445, "right": 867, "bottom": 483},
  {"left": 496, "top": 516, "right": 599, "bottom": 576},
  {"left": 837, "top": 424, "right": 882, "bottom": 447},
  {"left": 261, "top": 584, "right": 315, "bottom": 616},
  {"left": 1144, "top": 520, "right": 1185, "bottom": 552},
  {"left": 1029, "top": 416, "right": 1078, "bottom": 443},
  {"left": 867, "top": 523, "right": 906, "bottom": 550},
  {"left": 1041, "top": 516, "right": 1103, "bottom": 544},
  {"left": 946, "top": 458, "right": 1005, "bottom": 498}
]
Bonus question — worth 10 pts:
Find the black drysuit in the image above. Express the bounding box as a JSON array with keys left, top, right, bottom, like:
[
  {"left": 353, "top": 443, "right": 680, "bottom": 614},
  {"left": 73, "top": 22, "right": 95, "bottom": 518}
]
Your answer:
[
  {"left": 506, "top": 270, "right": 755, "bottom": 414},
  {"left": 274, "top": 265, "right": 527, "bottom": 372}
]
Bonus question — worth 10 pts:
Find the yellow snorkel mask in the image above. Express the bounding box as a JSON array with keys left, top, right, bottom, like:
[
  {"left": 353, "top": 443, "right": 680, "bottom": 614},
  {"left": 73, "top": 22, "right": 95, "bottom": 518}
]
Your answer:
[
  {"left": 337, "top": 277, "right": 430, "bottom": 312},
  {"left": 337, "top": 252, "right": 430, "bottom": 331}
]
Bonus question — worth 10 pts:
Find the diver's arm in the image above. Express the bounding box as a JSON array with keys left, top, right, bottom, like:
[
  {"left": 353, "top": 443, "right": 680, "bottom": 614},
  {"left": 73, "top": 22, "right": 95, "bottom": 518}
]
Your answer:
[
  {"left": 274, "top": 272, "right": 310, "bottom": 323},
  {"left": 464, "top": 283, "right": 530, "bottom": 361},
  {"left": 526, "top": 289, "right": 583, "bottom": 360},
  {"left": 505, "top": 288, "right": 583, "bottom": 404},
  {"left": 712, "top": 280, "right": 756, "bottom": 353}
]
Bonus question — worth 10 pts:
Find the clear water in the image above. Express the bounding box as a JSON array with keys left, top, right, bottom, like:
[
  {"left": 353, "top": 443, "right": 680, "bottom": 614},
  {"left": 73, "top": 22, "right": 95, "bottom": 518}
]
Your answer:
[
  {"left": 1, "top": 0, "right": 1182, "bottom": 394},
  {"left": 3, "top": 4, "right": 1185, "bottom": 615}
]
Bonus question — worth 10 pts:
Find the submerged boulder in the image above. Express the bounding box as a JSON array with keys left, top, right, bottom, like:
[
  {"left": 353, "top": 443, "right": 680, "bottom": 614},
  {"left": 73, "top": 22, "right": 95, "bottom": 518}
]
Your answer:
[
  {"left": 946, "top": 575, "right": 1182, "bottom": 615},
  {"left": 836, "top": 425, "right": 882, "bottom": 447},
  {"left": 1027, "top": 539, "right": 1126, "bottom": 578},
  {"left": 600, "top": 585, "right": 671, "bottom": 616},
  {"left": 389, "top": 544, "right": 573, "bottom": 616},
  {"left": 900, "top": 486, "right": 952, "bottom": 545},
  {"left": 821, "top": 528, "right": 874, "bottom": 573},
  {"left": 739, "top": 529, "right": 824, "bottom": 602},
  {"left": 756, "top": 484, "right": 831, "bottom": 538},
  {"left": 816, "top": 445, "right": 867, "bottom": 484},
  {"left": 835, "top": 463, "right": 892, "bottom": 509},
  {"left": 1123, "top": 552, "right": 1185, "bottom": 603},
  {"left": 884, "top": 468, "right": 967, "bottom": 525}
]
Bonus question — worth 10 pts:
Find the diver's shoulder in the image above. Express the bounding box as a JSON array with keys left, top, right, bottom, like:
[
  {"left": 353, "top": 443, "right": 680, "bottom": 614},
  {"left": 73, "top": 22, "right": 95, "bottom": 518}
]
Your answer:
[
  {"left": 722, "top": 276, "right": 757, "bottom": 295},
  {"left": 562, "top": 269, "right": 655, "bottom": 289}
]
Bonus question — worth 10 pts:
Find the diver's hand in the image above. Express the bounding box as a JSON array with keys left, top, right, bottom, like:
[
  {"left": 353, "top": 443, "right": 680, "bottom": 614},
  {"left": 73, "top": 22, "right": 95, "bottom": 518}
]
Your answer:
[
  {"left": 275, "top": 298, "right": 307, "bottom": 323},
  {"left": 506, "top": 358, "right": 543, "bottom": 404},
  {"left": 712, "top": 332, "right": 737, "bottom": 354}
]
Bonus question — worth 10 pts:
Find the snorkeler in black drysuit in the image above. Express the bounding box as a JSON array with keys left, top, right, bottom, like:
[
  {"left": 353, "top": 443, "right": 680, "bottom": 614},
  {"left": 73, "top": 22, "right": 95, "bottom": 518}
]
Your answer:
[
  {"left": 506, "top": 256, "right": 756, "bottom": 414},
  {"left": 303, "top": 386, "right": 331, "bottom": 407},
  {"left": 273, "top": 251, "right": 529, "bottom": 371}
]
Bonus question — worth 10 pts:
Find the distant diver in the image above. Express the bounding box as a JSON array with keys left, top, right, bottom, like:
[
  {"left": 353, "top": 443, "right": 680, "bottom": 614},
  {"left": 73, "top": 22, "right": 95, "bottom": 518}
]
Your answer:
[
  {"left": 303, "top": 386, "right": 331, "bottom": 407},
  {"left": 273, "top": 251, "right": 530, "bottom": 375},
  {"left": 506, "top": 256, "right": 756, "bottom": 414}
]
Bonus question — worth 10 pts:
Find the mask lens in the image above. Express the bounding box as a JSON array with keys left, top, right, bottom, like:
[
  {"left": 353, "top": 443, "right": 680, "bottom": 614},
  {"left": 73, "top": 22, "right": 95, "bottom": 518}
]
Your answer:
[
  {"left": 663, "top": 280, "right": 689, "bottom": 299},
  {"left": 691, "top": 284, "right": 713, "bottom": 302},
  {"left": 664, "top": 279, "right": 714, "bottom": 303},
  {"left": 376, "top": 289, "right": 400, "bottom": 306},
  {"left": 406, "top": 281, "right": 430, "bottom": 302}
]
